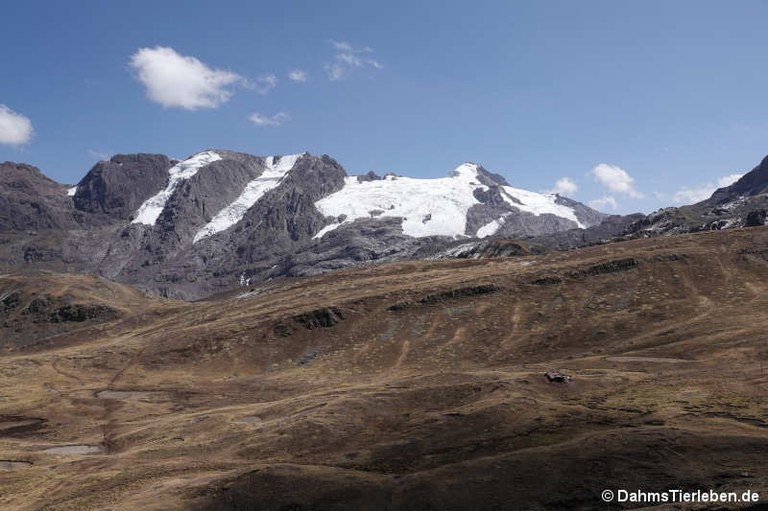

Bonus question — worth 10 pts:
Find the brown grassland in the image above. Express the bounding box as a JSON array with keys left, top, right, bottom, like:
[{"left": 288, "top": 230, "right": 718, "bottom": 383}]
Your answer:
[{"left": 1, "top": 227, "right": 767, "bottom": 510}]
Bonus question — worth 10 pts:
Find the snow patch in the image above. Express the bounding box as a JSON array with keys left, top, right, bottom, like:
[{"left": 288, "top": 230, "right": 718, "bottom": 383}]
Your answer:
[
  {"left": 66, "top": 186, "right": 77, "bottom": 197},
  {"left": 313, "top": 221, "right": 345, "bottom": 240},
  {"left": 193, "top": 154, "right": 302, "bottom": 243},
  {"left": 477, "top": 213, "right": 511, "bottom": 238},
  {"left": 428, "top": 241, "right": 482, "bottom": 259},
  {"left": 314, "top": 163, "right": 485, "bottom": 239},
  {"left": 132, "top": 151, "right": 222, "bottom": 226},
  {"left": 499, "top": 186, "right": 584, "bottom": 228},
  {"left": 313, "top": 162, "right": 584, "bottom": 239}
]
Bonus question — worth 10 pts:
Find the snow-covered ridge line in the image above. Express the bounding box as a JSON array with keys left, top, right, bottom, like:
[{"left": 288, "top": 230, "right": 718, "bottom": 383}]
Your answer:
[
  {"left": 499, "top": 186, "right": 584, "bottom": 228},
  {"left": 314, "top": 163, "right": 484, "bottom": 239},
  {"left": 193, "top": 153, "right": 303, "bottom": 243},
  {"left": 313, "top": 162, "right": 584, "bottom": 240},
  {"left": 132, "top": 151, "right": 221, "bottom": 226}
]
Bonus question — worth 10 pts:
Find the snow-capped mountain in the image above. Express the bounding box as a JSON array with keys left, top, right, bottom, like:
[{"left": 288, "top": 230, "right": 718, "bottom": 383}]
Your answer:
[
  {"left": 312, "top": 163, "right": 598, "bottom": 240},
  {"left": 0, "top": 150, "right": 607, "bottom": 298}
]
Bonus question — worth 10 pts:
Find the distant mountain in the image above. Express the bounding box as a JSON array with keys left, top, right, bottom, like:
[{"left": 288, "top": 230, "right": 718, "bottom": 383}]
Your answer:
[
  {"left": 626, "top": 154, "right": 768, "bottom": 236},
  {"left": 0, "top": 150, "right": 608, "bottom": 298},
  {"left": 423, "top": 153, "right": 768, "bottom": 260}
]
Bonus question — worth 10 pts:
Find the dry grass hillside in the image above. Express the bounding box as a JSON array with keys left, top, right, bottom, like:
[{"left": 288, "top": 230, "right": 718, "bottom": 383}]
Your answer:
[{"left": 1, "top": 227, "right": 768, "bottom": 510}]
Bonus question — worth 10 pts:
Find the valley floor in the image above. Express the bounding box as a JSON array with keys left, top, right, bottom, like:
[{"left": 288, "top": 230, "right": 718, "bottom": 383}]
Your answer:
[{"left": 1, "top": 228, "right": 768, "bottom": 510}]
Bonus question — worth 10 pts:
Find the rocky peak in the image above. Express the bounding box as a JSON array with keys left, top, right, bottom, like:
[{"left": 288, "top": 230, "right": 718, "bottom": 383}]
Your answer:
[
  {"left": 0, "top": 161, "right": 64, "bottom": 196},
  {"left": 0, "top": 161, "right": 78, "bottom": 231},
  {"left": 710, "top": 154, "right": 768, "bottom": 202},
  {"left": 73, "top": 153, "right": 173, "bottom": 219},
  {"left": 473, "top": 164, "right": 510, "bottom": 187}
]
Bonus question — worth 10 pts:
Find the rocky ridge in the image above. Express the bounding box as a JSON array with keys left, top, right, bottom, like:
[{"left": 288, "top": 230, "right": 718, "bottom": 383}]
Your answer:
[{"left": 0, "top": 151, "right": 607, "bottom": 298}]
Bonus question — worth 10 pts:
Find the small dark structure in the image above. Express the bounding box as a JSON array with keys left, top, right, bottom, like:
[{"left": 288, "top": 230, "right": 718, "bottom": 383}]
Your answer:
[{"left": 545, "top": 370, "right": 572, "bottom": 383}]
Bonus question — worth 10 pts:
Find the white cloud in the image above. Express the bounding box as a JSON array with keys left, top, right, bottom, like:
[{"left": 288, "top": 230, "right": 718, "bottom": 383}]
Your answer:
[
  {"left": 588, "top": 196, "right": 618, "bottom": 211},
  {"left": 0, "top": 105, "right": 33, "bottom": 146},
  {"left": 671, "top": 173, "right": 743, "bottom": 204},
  {"left": 288, "top": 69, "right": 308, "bottom": 82},
  {"left": 325, "top": 41, "right": 383, "bottom": 81},
  {"left": 250, "top": 74, "right": 278, "bottom": 95},
  {"left": 549, "top": 177, "right": 578, "bottom": 196},
  {"left": 88, "top": 149, "right": 111, "bottom": 161},
  {"left": 717, "top": 173, "right": 742, "bottom": 188},
  {"left": 590, "top": 163, "right": 643, "bottom": 198},
  {"left": 129, "top": 46, "right": 242, "bottom": 110},
  {"left": 249, "top": 112, "right": 290, "bottom": 127},
  {"left": 332, "top": 41, "right": 353, "bottom": 52},
  {"left": 671, "top": 186, "right": 713, "bottom": 204}
]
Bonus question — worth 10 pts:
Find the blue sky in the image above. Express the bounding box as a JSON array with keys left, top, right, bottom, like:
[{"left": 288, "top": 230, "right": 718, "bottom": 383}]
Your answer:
[{"left": 1, "top": 0, "right": 767, "bottom": 213}]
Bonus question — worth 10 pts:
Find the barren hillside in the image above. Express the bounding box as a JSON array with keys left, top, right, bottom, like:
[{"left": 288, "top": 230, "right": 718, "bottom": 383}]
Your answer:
[{"left": 1, "top": 227, "right": 767, "bottom": 510}]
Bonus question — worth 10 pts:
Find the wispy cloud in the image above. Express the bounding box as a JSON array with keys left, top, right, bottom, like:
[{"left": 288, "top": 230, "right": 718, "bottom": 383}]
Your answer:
[
  {"left": 0, "top": 105, "right": 33, "bottom": 146},
  {"left": 129, "top": 46, "right": 242, "bottom": 110},
  {"left": 325, "top": 41, "right": 383, "bottom": 81},
  {"left": 548, "top": 177, "right": 578, "bottom": 196},
  {"left": 288, "top": 69, "right": 308, "bottom": 82},
  {"left": 332, "top": 41, "right": 354, "bottom": 52},
  {"left": 671, "top": 173, "right": 743, "bottom": 204},
  {"left": 590, "top": 163, "right": 643, "bottom": 198},
  {"left": 87, "top": 149, "right": 111, "bottom": 161},
  {"left": 716, "top": 174, "right": 743, "bottom": 188},
  {"left": 249, "top": 73, "right": 278, "bottom": 95},
  {"left": 588, "top": 196, "right": 618, "bottom": 211},
  {"left": 249, "top": 112, "right": 290, "bottom": 127}
]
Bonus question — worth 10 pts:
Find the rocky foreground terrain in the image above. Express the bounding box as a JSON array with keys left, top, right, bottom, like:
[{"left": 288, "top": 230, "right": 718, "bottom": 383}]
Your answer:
[{"left": 1, "top": 226, "right": 767, "bottom": 510}]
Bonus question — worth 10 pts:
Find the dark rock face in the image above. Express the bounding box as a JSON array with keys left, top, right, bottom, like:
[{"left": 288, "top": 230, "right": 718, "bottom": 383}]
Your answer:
[
  {"left": 494, "top": 211, "right": 580, "bottom": 238},
  {"left": 711, "top": 154, "right": 768, "bottom": 199},
  {"left": 233, "top": 154, "right": 346, "bottom": 251},
  {"left": 0, "top": 162, "right": 76, "bottom": 230},
  {"left": 73, "top": 154, "right": 173, "bottom": 219},
  {"left": 533, "top": 213, "right": 647, "bottom": 251},
  {"left": 465, "top": 202, "right": 513, "bottom": 235},
  {"left": 554, "top": 195, "right": 608, "bottom": 228},
  {"left": 474, "top": 165, "right": 511, "bottom": 187},
  {"left": 357, "top": 170, "right": 382, "bottom": 182},
  {"left": 746, "top": 209, "right": 768, "bottom": 227}
]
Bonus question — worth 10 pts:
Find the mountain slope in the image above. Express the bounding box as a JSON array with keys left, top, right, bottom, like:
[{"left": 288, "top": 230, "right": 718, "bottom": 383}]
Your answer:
[
  {"left": 0, "top": 151, "right": 606, "bottom": 298},
  {"left": 312, "top": 163, "right": 603, "bottom": 239},
  {"left": 628, "top": 154, "right": 768, "bottom": 236},
  {"left": 0, "top": 162, "right": 78, "bottom": 231},
  {"left": 0, "top": 227, "right": 766, "bottom": 510}
]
